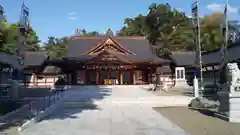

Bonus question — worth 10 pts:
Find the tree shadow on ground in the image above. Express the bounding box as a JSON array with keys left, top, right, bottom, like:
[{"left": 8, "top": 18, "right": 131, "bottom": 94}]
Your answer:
[{"left": 39, "top": 85, "right": 111, "bottom": 122}]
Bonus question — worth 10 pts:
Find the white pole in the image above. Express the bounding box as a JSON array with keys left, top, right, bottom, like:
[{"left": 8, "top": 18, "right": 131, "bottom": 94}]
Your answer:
[
  {"left": 196, "top": 0, "right": 203, "bottom": 91},
  {"left": 220, "top": 0, "right": 228, "bottom": 69},
  {"left": 225, "top": 0, "right": 228, "bottom": 61}
]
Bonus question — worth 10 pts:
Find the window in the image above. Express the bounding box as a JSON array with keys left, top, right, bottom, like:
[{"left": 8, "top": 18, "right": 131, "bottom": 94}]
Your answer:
[
  {"left": 176, "top": 68, "right": 185, "bottom": 80},
  {"left": 177, "top": 70, "right": 180, "bottom": 79},
  {"left": 180, "top": 70, "right": 184, "bottom": 79}
]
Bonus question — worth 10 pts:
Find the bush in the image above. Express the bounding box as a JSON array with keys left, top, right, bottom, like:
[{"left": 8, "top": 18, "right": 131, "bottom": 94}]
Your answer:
[
  {"left": 55, "top": 77, "right": 66, "bottom": 86},
  {"left": 188, "top": 97, "right": 219, "bottom": 109}
]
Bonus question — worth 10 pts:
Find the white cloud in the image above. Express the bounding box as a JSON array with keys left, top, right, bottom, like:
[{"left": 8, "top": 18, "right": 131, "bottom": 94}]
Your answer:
[
  {"left": 67, "top": 11, "right": 77, "bottom": 20},
  {"left": 68, "top": 12, "right": 76, "bottom": 16},
  {"left": 207, "top": 3, "right": 238, "bottom": 13},
  {"left": 68, "top": 17, "right": 77, "bottom": 20}
]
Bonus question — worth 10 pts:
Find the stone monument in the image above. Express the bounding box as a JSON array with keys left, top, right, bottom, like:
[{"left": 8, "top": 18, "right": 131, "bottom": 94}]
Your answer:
[
  {"left": 174, "top": 67, "right": 192, "bottom": 89},
  {"left": 216, "top": 63, "right": 240, "bottom": 123}
]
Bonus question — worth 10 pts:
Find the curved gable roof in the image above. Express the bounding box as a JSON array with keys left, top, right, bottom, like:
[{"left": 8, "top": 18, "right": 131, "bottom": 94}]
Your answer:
[{"left": 67, "top": 36, "right": 158, "bottom": 62}]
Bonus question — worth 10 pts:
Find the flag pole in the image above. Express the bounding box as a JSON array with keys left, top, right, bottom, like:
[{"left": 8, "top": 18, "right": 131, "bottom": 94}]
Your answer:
[
  {"left": 196, "top": 0, "right": 203, "bottom": 91},
  {"left": 225, "top": 0, "right": 228, "bottom": 61},
  {"left": 0, "top": 5, "right": 3, "bottom": 22},
  {"left": 192, "top": 0, "right": 203, "bottom": 94},
  {"left": 220, "top": 0, "right": 228, "bottom": 85}
]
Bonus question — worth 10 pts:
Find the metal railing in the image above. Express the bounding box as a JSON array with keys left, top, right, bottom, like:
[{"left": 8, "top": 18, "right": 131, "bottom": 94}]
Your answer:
[
  {"left": 22, "top": 91, "right": 64, "bottom": 121},
  {"left": 0, "top": 90, "right": 64, "bottom": 126}
]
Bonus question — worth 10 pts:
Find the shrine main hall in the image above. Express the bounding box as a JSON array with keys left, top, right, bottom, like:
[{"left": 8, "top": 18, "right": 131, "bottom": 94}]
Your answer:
[{"left": 41, "top": 36, "right": 171, "bottom": 85}]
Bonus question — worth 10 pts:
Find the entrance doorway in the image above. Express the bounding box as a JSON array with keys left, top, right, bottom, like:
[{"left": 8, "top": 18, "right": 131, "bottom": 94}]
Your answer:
[
  {"left": 123, "top": 71, "right": 132, "bottom": 84},
  {"left": 86, "top": 70, "right": 96, "bottom": 84},
  {"left": 99, "top": 70, "right": 120, "bottom": 85}
]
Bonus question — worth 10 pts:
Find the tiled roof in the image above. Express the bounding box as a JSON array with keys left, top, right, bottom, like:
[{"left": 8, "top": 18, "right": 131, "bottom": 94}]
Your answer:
[
  {"left": 170, "top": 51, "right": 196, "bottom": 66},
  {"left": 67, "top": 36, "right": 169, "bottom": 64},
  {"left": 24, "top": 51, "right": 47, "bottom": 66},
  {"left": 156, "top": 66, "right": 172, "bottom": 74},
  {"left": 169, "top": 40, "right": 240, "bottom": 67},
  {"left": 202, "top": 40, "right": 240, "bottom": 65},
  {"left": 0, "top": 50, "right": 20, "bottom": 69}
]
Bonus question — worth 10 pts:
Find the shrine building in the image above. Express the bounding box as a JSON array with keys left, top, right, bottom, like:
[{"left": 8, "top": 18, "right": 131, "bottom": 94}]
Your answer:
[{"left": 40, "top": 36, "right": 171, "bottom": 85}]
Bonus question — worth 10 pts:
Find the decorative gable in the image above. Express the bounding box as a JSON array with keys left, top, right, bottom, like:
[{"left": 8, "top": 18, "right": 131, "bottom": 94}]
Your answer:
[
  {"left": 83, "top": 37, "right": 135, "bottom": 55},
  {"left": 86, "top": 51, "right": 130, "bottom": 64}
]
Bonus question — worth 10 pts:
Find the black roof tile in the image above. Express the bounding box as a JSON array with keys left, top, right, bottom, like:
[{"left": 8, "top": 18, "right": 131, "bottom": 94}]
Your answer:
[
  {"left": 24, "top": 51, "right": 47, "bottom": 66},
  {"left": 67, "top": 36, "right": 169, "bottom": 64},
  {"left": 0, "top": 50, "right": 20, "bottom": 69},
  {"left": 202, "top": 40, "right": 240, "bottom": 65},
  {"left": 170, "top": 51, "right": 196, "bottom": 66}
]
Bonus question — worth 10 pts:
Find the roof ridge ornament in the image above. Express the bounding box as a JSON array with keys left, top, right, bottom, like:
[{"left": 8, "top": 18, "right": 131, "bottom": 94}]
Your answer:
[{"left": 82, "top": 37, "right": 135, "bottom": 55}]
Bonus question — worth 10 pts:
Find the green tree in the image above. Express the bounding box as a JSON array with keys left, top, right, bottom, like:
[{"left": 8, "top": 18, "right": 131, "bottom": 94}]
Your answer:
[
  {"left": 0, "top": 22, "right": 8, "bottom": 49},
  {"left": 25, "top": 28, "right": 41, "bottom": 51},
  {"left": 106, "top": 28, "right": 114, "bottom": 36},
  {"left": 200, "top": 13, "right": 224, "bottom": 51},
  {"left": 118, "top": 3, "right": 193, "bottom": 51},
  {"left": 43, "top": 36, "right": 69, "bottom": 59},
  {"left": 76, "top": 29, "right": 100, "bottom": 36},
  {"left": 0, "top": 23, "right": 41, "bottom": 53},
  {"left": 118, "top": 3, "right": 240, "bottom": 52},
  {"left": 117, "top": 14, "right": 148, "bottom": 36}
]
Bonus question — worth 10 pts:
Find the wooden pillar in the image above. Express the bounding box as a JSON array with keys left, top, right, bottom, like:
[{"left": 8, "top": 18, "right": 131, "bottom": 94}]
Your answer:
[
  {"left": 142, "top": 70, "right": 147, "bottom": 84},
  {"left": 149, "top": 68, "right": 153, "bottom": 83},
  {"left": 120, "top": 70, "right": 123, "bottom": 85},
  {"left": 71, "top": 71, "right": 76, "bottom": 85},
  {"left": 85, "top": 70, "right": 88, "bottom": 85},
  {"left": 96, "top": 70, "right": 99, "bottom": 85},
  {"left": 132, "top": 70, "right": 136, "bottom": 85}
]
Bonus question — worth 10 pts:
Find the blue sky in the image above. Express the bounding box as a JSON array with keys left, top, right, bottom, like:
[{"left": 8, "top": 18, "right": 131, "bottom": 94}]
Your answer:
[{"left": 1, "top": 0, "right": 240, "bottom": 43}]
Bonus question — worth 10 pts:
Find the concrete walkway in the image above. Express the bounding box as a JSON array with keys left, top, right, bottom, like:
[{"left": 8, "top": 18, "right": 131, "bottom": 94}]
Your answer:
[{"left": 20, "top": 86, "right": 191, "bottom": 135}]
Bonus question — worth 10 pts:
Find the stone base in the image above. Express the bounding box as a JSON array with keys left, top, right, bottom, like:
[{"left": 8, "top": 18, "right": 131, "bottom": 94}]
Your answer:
[
  {"left": 217, "top": 91, "right": 240, "bottom": 123},
  {"left": 174, "top": 80, "right": 192, "bottom": 89}
]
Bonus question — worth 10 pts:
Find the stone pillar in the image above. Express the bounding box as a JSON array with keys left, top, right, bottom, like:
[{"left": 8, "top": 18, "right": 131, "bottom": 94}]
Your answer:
[
  {"left": 217, "top": 63, "right": 240, "bottom": 123},
  {"left": 193, "top": 76, "right": 199, "bottom": 97}
]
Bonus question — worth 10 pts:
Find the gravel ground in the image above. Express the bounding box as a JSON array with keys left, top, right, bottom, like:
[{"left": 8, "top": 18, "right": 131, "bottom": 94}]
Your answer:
[{"left": 155, "top": 106, "right": 240, "bottom": 135}]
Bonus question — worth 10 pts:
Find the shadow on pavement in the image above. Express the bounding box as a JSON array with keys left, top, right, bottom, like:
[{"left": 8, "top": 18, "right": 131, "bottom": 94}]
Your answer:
[{"left": 39, "top": 86, "right": 111, "bottom": 121}]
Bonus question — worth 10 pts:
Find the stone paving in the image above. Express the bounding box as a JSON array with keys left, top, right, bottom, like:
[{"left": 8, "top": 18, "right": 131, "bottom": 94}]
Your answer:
[{"left": 19, "top": 85, "right": 191, "bottom": 135}]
